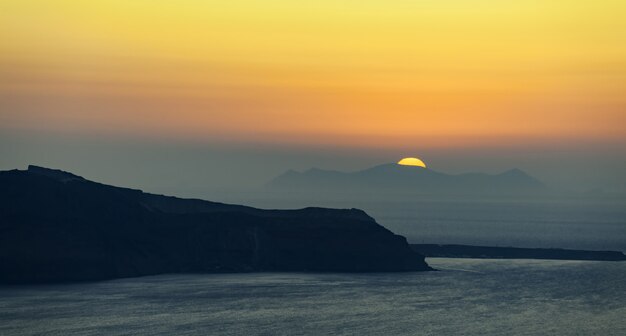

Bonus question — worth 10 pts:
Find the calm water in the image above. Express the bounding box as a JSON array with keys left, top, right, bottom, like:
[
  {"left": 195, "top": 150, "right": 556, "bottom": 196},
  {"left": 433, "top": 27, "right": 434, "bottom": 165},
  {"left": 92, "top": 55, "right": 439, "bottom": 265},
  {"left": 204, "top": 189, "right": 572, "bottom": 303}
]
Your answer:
[
  {"left": 224, "top": 196, "right": 626, "bottom": 252},
  {"left": 367, "top": 199, "right": 626, "bottom": 252},
  {"left": 2, "top": 258, "right": 625, "bottom": 335}
]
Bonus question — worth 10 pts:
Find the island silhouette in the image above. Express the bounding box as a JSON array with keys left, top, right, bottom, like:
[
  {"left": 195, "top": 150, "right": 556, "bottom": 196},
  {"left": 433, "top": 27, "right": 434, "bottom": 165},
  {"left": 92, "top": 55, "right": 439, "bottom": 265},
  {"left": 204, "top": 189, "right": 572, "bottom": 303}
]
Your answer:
[
  {"left": 268, "top": 162, "right": 546, "bottom": 196},
  {"left": 0, "top": 165, "right": 431, "bottom": 284}
]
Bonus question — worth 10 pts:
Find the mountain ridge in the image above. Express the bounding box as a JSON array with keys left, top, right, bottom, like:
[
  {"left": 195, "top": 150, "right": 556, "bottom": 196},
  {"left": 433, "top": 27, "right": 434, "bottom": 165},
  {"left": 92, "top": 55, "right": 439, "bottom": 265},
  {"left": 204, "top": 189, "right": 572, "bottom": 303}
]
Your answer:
[{"left": 268, "top": 163, "right": 545, "bottom": 196}]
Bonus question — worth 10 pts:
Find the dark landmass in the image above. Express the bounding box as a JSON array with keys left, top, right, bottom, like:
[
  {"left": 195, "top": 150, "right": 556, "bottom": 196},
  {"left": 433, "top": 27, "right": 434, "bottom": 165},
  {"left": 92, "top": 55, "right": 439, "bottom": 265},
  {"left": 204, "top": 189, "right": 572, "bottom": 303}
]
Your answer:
[
  {"left": 411, "top": 244, "right": 626, "bottom": 261},
  {"left": 268, "top": 163, "right": 545, "bottom": 196},
  {"left": 0, "top": 166, "right": 431, "bottom": 284}
]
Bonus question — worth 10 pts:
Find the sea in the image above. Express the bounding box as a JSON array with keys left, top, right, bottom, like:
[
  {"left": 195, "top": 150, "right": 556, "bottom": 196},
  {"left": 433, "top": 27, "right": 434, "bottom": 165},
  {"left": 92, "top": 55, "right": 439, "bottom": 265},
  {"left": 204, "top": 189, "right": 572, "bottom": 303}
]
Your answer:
[
  {"left": 221, "top": 195, "right": 626, "bottom": 252},
  {"left": 1, "top": 258, "right": 625, "bottom": 335},
  {"left": 2, "top": 197, "right": 625, "bottom": 335}
]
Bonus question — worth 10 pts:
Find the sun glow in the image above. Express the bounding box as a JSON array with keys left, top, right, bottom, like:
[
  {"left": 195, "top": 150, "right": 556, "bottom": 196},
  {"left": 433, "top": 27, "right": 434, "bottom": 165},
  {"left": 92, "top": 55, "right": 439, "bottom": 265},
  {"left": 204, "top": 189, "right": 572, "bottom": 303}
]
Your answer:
[
  {"left": 1, "top": 1, "right": 625, "bottom": 149},
  {"left": 397, "top": 158, "right": 427, "bottom": 168}
]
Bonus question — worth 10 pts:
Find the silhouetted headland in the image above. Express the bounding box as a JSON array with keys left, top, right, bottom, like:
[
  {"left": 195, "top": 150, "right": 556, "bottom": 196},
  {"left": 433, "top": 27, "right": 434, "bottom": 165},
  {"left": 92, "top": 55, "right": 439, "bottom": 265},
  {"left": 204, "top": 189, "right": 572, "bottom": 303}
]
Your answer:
[
  {"left": 411, "top": 244, "right": 626, "bottom": 261},
  {"left": 0, "top": 166, "right": 431, "bottom": 284}
]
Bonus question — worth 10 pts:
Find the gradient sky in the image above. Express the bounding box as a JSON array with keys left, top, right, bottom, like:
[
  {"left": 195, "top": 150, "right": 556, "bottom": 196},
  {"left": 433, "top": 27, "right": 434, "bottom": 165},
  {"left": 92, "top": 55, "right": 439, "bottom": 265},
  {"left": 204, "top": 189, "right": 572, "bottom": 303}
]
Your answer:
[{"left": 1, "top": 1, "right": 625, "bottom": 194}]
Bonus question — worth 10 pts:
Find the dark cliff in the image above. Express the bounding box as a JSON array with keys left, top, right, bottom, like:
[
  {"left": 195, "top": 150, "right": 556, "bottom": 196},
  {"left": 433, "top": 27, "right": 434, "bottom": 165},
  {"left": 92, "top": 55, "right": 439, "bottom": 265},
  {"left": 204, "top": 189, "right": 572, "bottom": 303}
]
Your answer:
[{"left": 0, "top": 166, "right": 431, "bottom": 284}]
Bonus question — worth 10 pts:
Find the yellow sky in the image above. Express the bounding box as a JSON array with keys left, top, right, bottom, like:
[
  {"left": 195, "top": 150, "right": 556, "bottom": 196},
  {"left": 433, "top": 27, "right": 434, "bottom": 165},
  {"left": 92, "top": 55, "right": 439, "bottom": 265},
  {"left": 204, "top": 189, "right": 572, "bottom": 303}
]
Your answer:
[{"left": 1, "top": 0, "right": 625, "bottom": 149}]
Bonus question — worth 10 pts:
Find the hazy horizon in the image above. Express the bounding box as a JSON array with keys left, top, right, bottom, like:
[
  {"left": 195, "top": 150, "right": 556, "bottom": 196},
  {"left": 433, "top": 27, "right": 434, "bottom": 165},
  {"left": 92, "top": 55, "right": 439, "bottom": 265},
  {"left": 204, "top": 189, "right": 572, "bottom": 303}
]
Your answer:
[{"left": 1, "top": 129, "right": 625, "bottom": 199}]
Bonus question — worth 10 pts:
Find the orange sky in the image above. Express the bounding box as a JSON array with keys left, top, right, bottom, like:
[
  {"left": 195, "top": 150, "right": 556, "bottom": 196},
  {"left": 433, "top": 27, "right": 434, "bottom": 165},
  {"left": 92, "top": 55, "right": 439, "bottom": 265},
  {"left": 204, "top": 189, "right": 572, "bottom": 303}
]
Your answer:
[{"left": 1, "top": 0, "right": 625, "bottom": 149}]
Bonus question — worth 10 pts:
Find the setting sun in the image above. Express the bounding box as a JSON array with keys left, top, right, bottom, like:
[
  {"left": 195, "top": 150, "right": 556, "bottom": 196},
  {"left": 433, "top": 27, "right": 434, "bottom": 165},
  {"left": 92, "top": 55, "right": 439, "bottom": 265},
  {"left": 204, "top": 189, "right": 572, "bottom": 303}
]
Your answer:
[{"left": 397, "top": 157, "right": 427, "bottom": 168}]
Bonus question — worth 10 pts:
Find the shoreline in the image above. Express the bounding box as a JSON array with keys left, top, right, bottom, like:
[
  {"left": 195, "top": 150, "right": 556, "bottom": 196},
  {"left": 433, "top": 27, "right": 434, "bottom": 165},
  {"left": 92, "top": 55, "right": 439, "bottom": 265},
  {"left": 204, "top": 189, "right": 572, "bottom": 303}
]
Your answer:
[{"left": 411, "top": 244, "right": 626, "bottom": 261}]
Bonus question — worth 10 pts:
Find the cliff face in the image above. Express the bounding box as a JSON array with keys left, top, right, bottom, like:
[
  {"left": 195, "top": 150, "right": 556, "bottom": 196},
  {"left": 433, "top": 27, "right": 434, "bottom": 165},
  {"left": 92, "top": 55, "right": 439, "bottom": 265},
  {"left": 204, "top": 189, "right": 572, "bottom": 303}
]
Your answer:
[{"left": 0, "top": 166, "right": 431, "bottom": 284}]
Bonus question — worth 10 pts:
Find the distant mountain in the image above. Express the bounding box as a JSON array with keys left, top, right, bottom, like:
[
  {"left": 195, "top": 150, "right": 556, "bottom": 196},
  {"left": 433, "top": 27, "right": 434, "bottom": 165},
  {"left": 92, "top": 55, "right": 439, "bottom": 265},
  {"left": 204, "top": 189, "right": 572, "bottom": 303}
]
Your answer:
[
  {"left": 268, "top": 163, "right": 545, "bottom": 196},
  {"left": 0, "top": 166, "right": 431, "bottom": 284}
]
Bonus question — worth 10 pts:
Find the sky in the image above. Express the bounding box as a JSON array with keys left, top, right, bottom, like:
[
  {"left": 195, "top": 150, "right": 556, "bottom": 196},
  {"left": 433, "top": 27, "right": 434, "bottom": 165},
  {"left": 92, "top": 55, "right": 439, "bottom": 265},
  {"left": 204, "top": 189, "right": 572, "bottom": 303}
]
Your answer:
[{"left": 1, "top": 0, "right": 625, "bottom": 195}]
